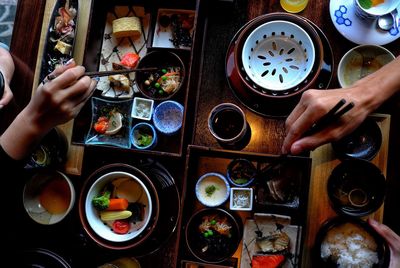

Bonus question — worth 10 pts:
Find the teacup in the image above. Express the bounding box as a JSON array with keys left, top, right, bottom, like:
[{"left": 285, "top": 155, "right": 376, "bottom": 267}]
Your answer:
[
  {"left": 354, "top": 0, "right": 400, "bottom": 20},
  {"left": 208, "top": 103, "right": 248, "bottom": 146}
]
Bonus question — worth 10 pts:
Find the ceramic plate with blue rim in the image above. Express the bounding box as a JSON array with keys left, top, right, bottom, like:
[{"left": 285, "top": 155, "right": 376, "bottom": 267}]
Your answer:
[
  {"left": 330, "top": 0, "right": 400, "bottom": 45},
  {"left": 85, "top": 97, "right": 132, "bottom": 149}
]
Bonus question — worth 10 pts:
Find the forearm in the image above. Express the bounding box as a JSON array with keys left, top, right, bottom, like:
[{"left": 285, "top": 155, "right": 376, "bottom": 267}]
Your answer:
[
  {"left": 351, "top": 56, "right": 400, "bottom": 112},
  {"left": 0, "top": 109, "right": 50, "bottom": 160}
]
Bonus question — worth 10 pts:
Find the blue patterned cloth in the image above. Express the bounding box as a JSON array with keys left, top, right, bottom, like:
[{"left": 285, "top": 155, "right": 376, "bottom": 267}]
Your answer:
[
  {"left": 0, "top": 42, "right": 9, "bottom": 51},
  {"left": 0, "top": 1, "right": 18, "bottom": 47}
]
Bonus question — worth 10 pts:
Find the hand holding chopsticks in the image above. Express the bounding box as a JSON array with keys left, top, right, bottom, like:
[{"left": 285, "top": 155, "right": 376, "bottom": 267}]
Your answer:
[{"left": 303, "top": 98, "right": 355, "bottom": 137}]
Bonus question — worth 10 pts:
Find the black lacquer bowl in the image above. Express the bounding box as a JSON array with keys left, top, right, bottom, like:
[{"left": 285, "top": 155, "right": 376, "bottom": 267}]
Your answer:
[
  {"left": 327, "top": 159, "right": 386, "bottom": 217},
  {"left": 314, "top": 216, "right": 389, "bottom": 268},
  {"left": 332, "top": 118, "right": 382, "bottom": 161},
  {"left": 185, "top": 208, "right": 242, "bottom": 263}
]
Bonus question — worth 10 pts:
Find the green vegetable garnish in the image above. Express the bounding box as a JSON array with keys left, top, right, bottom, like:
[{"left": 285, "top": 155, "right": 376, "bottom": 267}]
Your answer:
[
  {"left": 205, "top": 185, "right": 218, "bottom": 197},
  {"left": 137, "top": 133, "right": 153, "bottom": 146},
  {"left": 233, "top": 178, "right": 249, "bottom": 185},
  {"left": 203, "top": 232, "right": 209, "bottom": 238},
  {"left": 162, "top": 68, "right": 167, "bottom": 73},
  {"left": 207, "top": 229, "right": 213, "bottom": 236},
  {"left": 162, "top": 76, "right": 167, "bottom": 81},
  {"left": 92, "top": 184, "right": 112, "bottom": 211},
  {"left": 359, "top": 0, "right": 372, "bottom": 9},
  {"left": 158, "top": 89, "right": 164, "bottom": 94},
  {"left": 210, "top": 219, "right": 216, "bottom": 225},
  {"left": 155, "top": 82, "right": 160, "bottom": 88}
]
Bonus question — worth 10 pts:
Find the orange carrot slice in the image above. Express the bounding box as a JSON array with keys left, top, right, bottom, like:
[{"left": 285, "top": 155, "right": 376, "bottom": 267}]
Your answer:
[{"left": 106, "top": 198, "right": 129, "bottom": 211}]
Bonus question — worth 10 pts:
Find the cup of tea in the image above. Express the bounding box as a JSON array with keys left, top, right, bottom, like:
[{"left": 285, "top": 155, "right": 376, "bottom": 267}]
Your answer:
[
  {"left": 208, "top": 103, "right": 248, "bottom": 146},
  {"left": 354, "top": 0, "right": 399, "bottom": 20}
]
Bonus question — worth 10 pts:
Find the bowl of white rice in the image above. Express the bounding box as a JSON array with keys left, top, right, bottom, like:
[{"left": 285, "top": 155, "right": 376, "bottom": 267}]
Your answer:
[{"left": 315, "top": 216, "right": 389, "bottom": 268}]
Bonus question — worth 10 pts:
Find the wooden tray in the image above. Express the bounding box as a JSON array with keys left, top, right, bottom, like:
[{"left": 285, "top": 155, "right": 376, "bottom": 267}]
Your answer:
[
  {"left": 179, "top": 145, "right": 312, "bottom": 267},
  {"left": 302, "top": 113, "right": 390, "bottom": 267},
  {"left": 71, "top": 1, "right": 197, "bottom": 158}
]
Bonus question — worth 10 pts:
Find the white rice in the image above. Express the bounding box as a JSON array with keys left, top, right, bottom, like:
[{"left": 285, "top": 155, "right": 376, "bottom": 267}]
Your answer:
[{"left": 321, "top": 222, "right": 379, "bottom": 268}]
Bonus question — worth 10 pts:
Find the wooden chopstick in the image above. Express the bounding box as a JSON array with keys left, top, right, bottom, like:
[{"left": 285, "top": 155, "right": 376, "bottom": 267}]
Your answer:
[
  {"left": 84, "top": 67, "right": 158, "bottom": 78},
  {"left": 303, "top": 99, "right": 355, "bottom": 136}
]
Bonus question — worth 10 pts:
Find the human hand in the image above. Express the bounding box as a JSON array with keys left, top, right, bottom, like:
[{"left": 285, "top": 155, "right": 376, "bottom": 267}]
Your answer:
[
  {"left": 368, "top": 219, "right": 400, "bottom": 268},
  {"left": 22, "top": 59, "right": 97, "bottom": 133},
  {"left": 0, "top": 46, "right": 15, "bottom": 108},
  {"left": 281, "top": 88, "right": 372, "bottom": 155},
  {"left": 0, "top": 77, "right": 14, "bottom": 109}
]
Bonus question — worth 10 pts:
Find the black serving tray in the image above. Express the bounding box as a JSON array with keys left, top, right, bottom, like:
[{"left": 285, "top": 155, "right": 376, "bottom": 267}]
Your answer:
[
  {"left": 71, "top": 0, "right": 198, "bottom": 157},
  {"left": 178, "top": 145, "right": 312, "bottom": 266}
]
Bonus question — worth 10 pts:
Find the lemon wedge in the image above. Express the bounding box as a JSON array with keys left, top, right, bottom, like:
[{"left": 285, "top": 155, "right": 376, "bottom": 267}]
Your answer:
[{"left": 105, "top": 111, "right": 123, "bottom": 135}]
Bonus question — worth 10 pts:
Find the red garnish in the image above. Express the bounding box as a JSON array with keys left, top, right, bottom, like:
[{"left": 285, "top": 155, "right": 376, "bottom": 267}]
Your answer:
[
  {"left": 112, "top": 220, "right": 130, "bottom": 234},
  {"left": 120, "top": 52, "right": 140, "bottom": 69},
  {"left": 251, "top": 255, "right": 285, "bottom": 268},
  {"left": 93, "top": 117, "right": 109, "bottom": 134}
]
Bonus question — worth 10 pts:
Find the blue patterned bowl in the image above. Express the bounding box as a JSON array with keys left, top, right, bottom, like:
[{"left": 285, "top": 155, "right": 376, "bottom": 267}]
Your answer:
[{"left": 153, "top": 100, "right": 184, "bottom": 135}]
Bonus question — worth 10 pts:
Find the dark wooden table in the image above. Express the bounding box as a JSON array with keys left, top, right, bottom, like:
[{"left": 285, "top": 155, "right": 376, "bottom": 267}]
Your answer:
[{"left": 3, "top": 0, "right": 400, "bottom": 267}]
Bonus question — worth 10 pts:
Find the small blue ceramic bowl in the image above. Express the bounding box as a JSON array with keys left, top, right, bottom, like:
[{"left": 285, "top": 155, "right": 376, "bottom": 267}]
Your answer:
[
  {"left": 195, "top": 172, "right": 230, "bottom": 207},
  {"left": 153, "top": 100, "right": 184, "bottom": 135},
  {"left": 130, "top": 122, "right": 157, "bottom": 150}
]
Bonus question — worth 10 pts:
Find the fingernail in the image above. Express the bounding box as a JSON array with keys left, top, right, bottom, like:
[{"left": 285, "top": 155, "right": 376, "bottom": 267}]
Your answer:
[
  {"left": 92, "top": 77, "right": 100, "bottom": 82},
  {"left": 0, "top": 104, "right": 3, "bottom": 110},
  {"left": 64, "top": 58, "right": 75, "bottom": 66},
  {"left": 291, "top": 143, "right": 301, "bottom": 154},
  {"left": 369, "top": 219, "right": 378, "bottom": 226}
]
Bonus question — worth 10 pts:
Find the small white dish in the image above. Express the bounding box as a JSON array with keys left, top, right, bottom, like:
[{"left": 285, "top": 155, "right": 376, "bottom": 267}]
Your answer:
[
  {"left": 195, "top": 172, "right": 230, "bottom": 207},
  {"left": 230, "top": 187, "right": 253, "bottom": 211},
  {"left": 131, "top": 97, "right": 154, "bottom": 121},
  {"left": 330, "top": 0, "right": 400, "bottom": 45}
]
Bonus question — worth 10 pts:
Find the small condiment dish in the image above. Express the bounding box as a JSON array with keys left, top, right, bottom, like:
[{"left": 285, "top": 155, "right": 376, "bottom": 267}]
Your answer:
[
  {"left": 338, "top": 45, "right": 395, "bottom": 88},
  {"left": 230, "top": 187, "right": 253, "bottom": 211},
  {"left": 153, "top": 100, "right": 184, "bottom": 135},
  {"left": 226, "top": 158, "right": 257, "bottom": 187},
  {"left": 195, "top": 172, "right": 230, "bottom": 207},
  {"left": 23, "top": 169, "right": 75, "bottom": 225},
  {"left": 25, "top": 127, "right": 69, "bottom": 168},
  {"left": 131, "top": 97, "right": 154, "bottom": 121},
  {"left": 130, "top": 122, "right": 158, "bottom": 150}
]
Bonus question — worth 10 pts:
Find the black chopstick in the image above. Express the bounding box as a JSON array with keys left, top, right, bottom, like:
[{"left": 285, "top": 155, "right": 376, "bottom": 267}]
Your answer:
[
  {"left": 84, "top": 67, "right": 158, "bottom": 78},
  {"left": 303, "top": 99, "right": 354, "bottom": 136}
]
